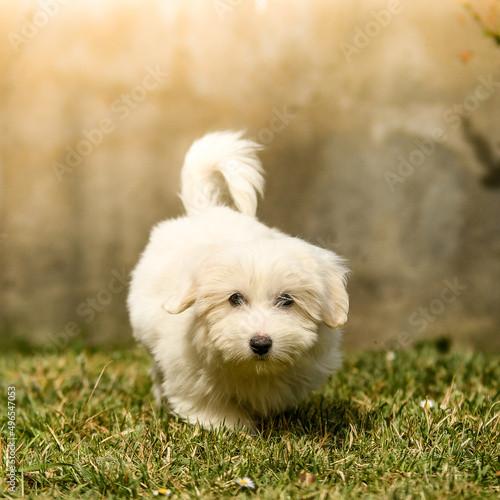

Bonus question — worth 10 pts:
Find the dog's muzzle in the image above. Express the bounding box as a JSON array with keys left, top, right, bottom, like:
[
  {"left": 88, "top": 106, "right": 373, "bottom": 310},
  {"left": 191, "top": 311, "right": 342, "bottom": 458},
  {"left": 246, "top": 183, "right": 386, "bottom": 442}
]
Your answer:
[{"left": 249, "top": 335, "right": 272, "bottom": 356}]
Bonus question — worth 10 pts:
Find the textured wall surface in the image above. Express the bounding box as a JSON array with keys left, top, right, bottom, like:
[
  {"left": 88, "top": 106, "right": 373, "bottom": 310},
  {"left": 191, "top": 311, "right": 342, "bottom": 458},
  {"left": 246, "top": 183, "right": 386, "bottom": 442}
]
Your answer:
[{"left": 1, "top": 0, "right": 499, "bottom": 353}]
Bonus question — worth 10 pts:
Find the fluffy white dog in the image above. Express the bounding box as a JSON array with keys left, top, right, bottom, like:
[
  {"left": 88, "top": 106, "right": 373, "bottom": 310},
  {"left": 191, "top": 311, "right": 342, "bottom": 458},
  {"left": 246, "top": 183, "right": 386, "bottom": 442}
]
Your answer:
[{"left": 127, "top": 131, "right": 349, "bottom": 430}]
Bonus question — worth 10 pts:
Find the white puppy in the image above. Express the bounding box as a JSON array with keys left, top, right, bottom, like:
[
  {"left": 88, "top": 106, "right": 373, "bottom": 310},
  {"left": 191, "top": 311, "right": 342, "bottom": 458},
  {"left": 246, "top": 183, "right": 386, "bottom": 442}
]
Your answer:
[{"left": 127, "top": 131, "right": 349, "bottom": 430}]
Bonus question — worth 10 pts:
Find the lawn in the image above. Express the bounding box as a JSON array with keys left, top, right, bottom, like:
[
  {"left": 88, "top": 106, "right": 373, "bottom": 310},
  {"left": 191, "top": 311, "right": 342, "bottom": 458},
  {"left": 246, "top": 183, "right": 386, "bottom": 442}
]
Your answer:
[{"left": 0, "top": 342, "right": 499, "bottom": 499}]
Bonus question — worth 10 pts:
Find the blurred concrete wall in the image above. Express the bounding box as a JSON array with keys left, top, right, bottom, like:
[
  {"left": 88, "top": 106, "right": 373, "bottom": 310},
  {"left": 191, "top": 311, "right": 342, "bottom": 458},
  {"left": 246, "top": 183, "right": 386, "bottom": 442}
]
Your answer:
[{"left": 1, "top": 0, "right": 499, "bottom": 353}]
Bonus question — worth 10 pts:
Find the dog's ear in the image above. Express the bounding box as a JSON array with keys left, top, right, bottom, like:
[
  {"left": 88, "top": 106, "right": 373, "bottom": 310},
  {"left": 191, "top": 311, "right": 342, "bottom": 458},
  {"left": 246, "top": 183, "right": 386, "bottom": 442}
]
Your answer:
[
  {"left": 162, "top": 278, "right": 196, "bottom": 314},
  {"left": 321, "top": 253, "right": 349, "bottom": 329}
]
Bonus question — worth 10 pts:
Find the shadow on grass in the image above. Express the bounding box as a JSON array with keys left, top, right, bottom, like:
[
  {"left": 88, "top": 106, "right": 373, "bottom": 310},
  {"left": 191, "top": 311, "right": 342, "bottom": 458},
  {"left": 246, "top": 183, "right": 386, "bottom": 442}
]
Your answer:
[{"left": 258, "top": 396, "right": 375, "bottom": 442}]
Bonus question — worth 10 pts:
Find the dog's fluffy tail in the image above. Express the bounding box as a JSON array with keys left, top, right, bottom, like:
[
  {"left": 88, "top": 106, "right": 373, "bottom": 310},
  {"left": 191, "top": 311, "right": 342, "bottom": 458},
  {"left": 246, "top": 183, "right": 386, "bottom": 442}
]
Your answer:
[{"left": 180, "top": 130, "right": 264, "bottom": 216}]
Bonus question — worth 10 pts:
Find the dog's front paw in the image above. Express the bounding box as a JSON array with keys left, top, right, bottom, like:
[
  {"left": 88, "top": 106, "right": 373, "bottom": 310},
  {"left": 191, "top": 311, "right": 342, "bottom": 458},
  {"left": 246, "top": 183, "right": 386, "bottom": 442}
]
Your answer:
[{"left": 183, "top": 408, "right": 256, "bottom": 434}]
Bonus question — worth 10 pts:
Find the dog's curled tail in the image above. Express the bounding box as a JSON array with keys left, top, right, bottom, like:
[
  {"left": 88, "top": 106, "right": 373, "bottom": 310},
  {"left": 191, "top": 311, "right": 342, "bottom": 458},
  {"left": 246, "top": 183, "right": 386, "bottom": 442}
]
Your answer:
[{"left": 180, "top": 130, "right": 264, "bottom": 217}]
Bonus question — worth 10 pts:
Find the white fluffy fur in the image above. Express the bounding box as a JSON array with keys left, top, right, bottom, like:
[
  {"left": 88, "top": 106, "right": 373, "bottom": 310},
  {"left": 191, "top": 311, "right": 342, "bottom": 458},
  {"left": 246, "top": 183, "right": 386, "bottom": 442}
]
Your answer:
[{"left": 128, "top": 131, "right": 349, "bottom": 430}]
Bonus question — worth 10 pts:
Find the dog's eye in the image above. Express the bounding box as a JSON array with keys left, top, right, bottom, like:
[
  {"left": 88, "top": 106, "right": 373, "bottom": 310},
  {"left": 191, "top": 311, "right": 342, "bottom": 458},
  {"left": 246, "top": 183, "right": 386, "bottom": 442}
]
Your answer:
[
  {"left": 229, "top": 293, "right": 246, "bottom": 307},
  {"left": 276, "top": 293, "right": 294, "bottom": 308}
]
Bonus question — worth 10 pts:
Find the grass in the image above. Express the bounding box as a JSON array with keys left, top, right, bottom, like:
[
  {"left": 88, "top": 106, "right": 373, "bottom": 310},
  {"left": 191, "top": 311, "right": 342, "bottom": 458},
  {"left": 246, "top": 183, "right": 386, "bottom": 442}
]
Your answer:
[{"left": 0, "top": 342, "right": 499, "bottom": 499}]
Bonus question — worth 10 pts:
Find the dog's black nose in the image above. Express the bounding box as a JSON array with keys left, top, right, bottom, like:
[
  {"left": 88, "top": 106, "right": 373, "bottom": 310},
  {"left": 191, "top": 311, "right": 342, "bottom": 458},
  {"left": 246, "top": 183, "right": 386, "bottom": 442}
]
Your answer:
[{"left": 250, "top": 335, "right": 272, "bottom": 356}]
